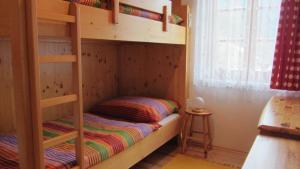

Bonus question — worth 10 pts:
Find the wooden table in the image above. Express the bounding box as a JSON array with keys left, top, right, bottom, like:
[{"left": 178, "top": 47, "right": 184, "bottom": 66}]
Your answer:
[
  {"left": 258, "top": 96, "right": 300, "bottom": 138},
  {"left": 242, "top": 96, "right": 300, "bottom": 169},
  {"left": 242, "top": 135, "right": 300, "bottom": 169}
]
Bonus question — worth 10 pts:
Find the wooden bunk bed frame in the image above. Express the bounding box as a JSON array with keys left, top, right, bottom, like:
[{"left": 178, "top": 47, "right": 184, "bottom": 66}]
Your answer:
[
  {"left": 0, "top": 0, "right": 189, "bottom": 168},
  {"left": 37, "top": 0, "right": 186, "bottom": 44}
]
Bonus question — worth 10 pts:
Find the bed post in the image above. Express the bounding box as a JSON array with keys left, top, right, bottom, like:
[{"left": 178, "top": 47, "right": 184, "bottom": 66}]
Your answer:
[
  {"left": 26, "top": 0, "right": 45, "bottom": 168},
  {"left": 9, "top": 0, "right": 35, "bottom": 168},
  {"left": 163, "top": 5, "right": 168, "bottom": 32},
  {"left": 171, "top": 0, "right": 190, "bottom": 147},
  {"left": 113, "top": 0, "right": 119, "bottom": 24}
]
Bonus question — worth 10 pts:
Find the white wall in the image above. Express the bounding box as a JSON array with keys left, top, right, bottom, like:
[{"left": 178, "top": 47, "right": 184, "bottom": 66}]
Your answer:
[
  {"left": 183, "top": 0, "right": 273, "bottom": 152},
  {"left": 191, "top": 87, "right": 274, "bottom": 152},
  {"left": 184, "top": 0, "right": 300, "bottom": 153}
]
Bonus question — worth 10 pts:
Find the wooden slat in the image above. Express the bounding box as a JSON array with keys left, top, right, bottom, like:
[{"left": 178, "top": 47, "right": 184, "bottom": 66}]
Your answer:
[
  {"left": 39, "top": 55, "right": 77, "bottom": 63},
  {"left": 43, "top": 131, "right": 78, "bottom": 149},
  {"left": 113, "top": 0, "right": 119, "bottom": 24},
  {"left": 40, "top": 94, "right": 77, "bottom": 108},
  {"left": 70, "top": 3, "right": 85, "bottom": 168},
  {"left": 38, "top": 0, "right": 71, "bottom": 15},
  {"left": 80, "top": 5, "right": 186, "bottom": 44},
  {"left": 38, "top": 10, "right": 75, "bottom": 23},
  {"left": 162, "top": 5, "right": 168, "bottom": 32},
  {"left": 26, "top": 0, "right": 45, "bottom": 168}
]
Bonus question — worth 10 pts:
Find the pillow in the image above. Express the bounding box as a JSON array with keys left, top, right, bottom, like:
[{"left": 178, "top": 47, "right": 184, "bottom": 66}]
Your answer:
[
  {"left": 169, "top": 14, "right": 184, "bottom": 25},
  {"left": 90, "top": 96, "right": 179, "bottom": 123}
]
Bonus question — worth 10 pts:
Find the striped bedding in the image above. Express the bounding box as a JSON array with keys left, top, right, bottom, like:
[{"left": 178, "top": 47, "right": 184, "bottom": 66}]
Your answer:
[
  {"left": 91, "top": 96, "right": 179, "bottom": 123},
  {"left": 0, "top": 113, "right": 160, "bottom": 169},
  {"left": 67, "top": 0, "right": 184, "bottom": 24},
  {"left": 69, "top": 0, "right": 162, "bottom": 21}
]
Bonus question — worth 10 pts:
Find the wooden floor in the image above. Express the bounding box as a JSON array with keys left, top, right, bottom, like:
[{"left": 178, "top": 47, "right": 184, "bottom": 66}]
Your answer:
[{"left": 131, "top": 141, "right": 247, "bottom": 169}]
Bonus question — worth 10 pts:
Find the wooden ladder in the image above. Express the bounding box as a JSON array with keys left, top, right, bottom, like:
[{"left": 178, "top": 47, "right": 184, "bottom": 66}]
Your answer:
[{"left": 26, "top": 1, "right": 84, "bottom": 169}]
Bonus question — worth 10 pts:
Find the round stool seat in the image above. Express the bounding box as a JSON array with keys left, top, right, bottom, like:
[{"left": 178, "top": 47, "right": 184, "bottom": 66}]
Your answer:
[{"left": 186, "top": 108, "right": 212, "bottom": 116}]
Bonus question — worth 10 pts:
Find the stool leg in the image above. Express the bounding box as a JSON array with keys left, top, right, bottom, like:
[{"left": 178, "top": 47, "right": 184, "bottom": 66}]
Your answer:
[
  {"left": 189, "top": 115, "right": 194, "bottom": 137},
  {"left": 182, "top": 114, "right": 191, "bottom": 153},
  {"left": 181, "top": 114, "right": 188, "bottom": 153},
  {"left": 203, "top": 116, "right": 208, "bottom": 158},
  {"left": 207, "top": 116, "right": 212, "bottom": 150}
]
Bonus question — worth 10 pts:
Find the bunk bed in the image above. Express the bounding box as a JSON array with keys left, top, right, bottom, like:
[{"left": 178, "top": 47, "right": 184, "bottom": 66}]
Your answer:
[
  {"left": 38, "top": 0, "right": 186, "bottom": 44},
  {"left": 0, "top": 0, "right": 189, "bottom": 168}
]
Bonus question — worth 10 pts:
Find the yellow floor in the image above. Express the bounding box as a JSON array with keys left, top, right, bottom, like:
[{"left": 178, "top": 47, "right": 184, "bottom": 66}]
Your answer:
[
  {"left": 162, "top": 154, "right": 234, "bottom": 169},
  {"left": 131, "top": 143, "right": 246, "bottom": 169}
]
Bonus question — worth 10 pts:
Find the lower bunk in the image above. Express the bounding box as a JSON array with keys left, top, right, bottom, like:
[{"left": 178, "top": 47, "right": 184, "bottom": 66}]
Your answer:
[{"left": 0, "top": 113, "right": 181, "bottom": 169}]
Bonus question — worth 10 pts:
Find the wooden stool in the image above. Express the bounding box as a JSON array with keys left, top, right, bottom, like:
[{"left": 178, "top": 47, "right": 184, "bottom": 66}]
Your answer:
[{"left": 182, "top": 108, "right": 212, "bottom": 158}]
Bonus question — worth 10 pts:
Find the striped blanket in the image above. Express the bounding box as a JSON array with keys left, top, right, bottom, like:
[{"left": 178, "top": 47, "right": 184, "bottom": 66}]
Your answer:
[
  {"left": 68, "top": 0, "right": 184, "bottom": 25},
  {"left": 69, "top": 0, "right": 162, "bottom": 21},
  {"left": 0, "top": 113, "right": 160, "bottom": 169}
]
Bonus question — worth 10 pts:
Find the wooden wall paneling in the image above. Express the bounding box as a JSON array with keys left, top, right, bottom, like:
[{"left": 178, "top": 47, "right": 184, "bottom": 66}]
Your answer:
[
  {"left": 0, "top": 0, "right": 11, "bottom": 37},
  {"left": 81, "top": 40, "right": 119, "bottom": 111},
  {"left": 118, "top": 44, "right": 148, "bottom": 95},
  {"left": 37, "top": 39, "right": 119, "bottom": 122},
  {"left": 118, "top": 43, "right": 187, "bottom": 113},
  {"left": 0, "top": 0, "right": 16, "bottom": 133},
  {"left": 39, "top": 39, "right": 74, "bottom": 121},
  {"left": 0, "top": 39, "right": 15, "bottom": 133}
]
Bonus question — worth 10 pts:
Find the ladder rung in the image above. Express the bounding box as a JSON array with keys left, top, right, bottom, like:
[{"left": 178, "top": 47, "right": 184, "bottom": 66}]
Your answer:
[
  {"left": 41, "top": 94, "right": 77, "bottom": 108},
  {"left": 38, "top": 10, "right": 75, "bottom": 23},
  {"left": 40, "top": 55, "right": 77, "bottom": 63},
  {"left": 44, "top": 131, "right": 78, "bottom": 149}
]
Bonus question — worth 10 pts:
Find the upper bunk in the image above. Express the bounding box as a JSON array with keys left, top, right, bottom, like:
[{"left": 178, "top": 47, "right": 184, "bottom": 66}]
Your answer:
[{"left": 0, "top": 0, "right": 187, "bottom": 45}]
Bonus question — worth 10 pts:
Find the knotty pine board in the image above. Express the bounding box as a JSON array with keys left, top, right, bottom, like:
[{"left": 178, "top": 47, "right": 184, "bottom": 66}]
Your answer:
[
  {"left": 0, "top": 39, "right": 119, "bottom": 132},
  {"left": 0, "top": 39, "right": 16, "bottom": 133},
  {"left": 39, "top": 39, "right": 119, "bottom": 121},
  {"left": 0, "top": 39, "right": 187, "bottom": 132},
  {"left": 118, "top": 43, "right": 187, "bottom": 108}
]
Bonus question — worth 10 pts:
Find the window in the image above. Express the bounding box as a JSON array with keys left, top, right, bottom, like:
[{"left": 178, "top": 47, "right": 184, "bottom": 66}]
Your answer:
[{"left": 193, "top": 0, "right": 281, "bottom": 89}]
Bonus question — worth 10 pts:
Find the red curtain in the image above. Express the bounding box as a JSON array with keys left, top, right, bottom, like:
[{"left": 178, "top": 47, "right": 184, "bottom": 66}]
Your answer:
[{"left": 271, "top": 0, "right": 300, "bottom": 91}]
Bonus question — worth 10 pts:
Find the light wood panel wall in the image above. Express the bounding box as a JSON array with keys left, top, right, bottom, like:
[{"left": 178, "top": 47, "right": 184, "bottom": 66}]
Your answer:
[
  {"left": 40, "top": 39, "right": 119, "bottom": 122},
  {"left": 0, "top": 39, "right": 119, "bottom": 132},
  {"left": 1, "top": 39, "right": 187, "bottom": 130},
  {"left": 81, "top": 41, "right": 119, "bottom": 110},
  {"left": 118, "top": 43, "right": 187, "bottom": 111},
  {"left": 0, "top": 39, "right": 16, "bottom": 133},
  {"left": 0, "top": 0, "right": 11, "bottom": 37}
]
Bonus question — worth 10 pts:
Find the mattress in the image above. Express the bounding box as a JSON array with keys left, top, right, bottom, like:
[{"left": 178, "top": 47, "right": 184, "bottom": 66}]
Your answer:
[
  {"left": 0, "top": 113, "right": 178, "bottom": 169},
  {"left": 0, "top": 113, "right": 159, "bottom": 169},
  {"left": 159, "top": 113, "right": 180, "bottom": 126}
]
